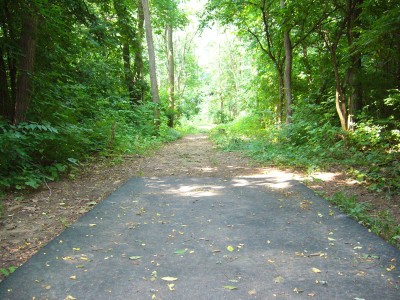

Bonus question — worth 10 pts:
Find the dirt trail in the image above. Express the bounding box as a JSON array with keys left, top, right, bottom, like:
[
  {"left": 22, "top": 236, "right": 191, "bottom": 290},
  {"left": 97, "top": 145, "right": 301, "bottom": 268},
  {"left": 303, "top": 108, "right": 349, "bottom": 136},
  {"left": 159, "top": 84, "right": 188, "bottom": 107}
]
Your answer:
[{"left": 138, "top": 134, "right": 267, "bottom": 177}]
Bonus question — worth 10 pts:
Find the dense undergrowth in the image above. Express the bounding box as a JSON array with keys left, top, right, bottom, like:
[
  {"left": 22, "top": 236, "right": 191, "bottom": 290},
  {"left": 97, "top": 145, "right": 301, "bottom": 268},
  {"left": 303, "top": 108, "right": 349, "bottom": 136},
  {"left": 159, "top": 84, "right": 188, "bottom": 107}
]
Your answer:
[
  {"left": 0, "top": 103, "right": 181, "bottom": 202},
  {"left": 210, "top": 111, "right": 400, "bottom": 245}
]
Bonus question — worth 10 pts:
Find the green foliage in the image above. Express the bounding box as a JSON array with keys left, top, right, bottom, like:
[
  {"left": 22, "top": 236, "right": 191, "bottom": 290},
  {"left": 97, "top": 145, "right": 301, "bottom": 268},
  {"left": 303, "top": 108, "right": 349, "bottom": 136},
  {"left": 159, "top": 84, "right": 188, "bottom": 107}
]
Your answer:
[
  {"left": 210, "top": 105, "right": 399, "bottom": 195},
  {"left": 0, "top": 266, "right": 17, "bottom": 278},
  {"left": 327, "top": 192, "right": 400, "bottom": 247}
]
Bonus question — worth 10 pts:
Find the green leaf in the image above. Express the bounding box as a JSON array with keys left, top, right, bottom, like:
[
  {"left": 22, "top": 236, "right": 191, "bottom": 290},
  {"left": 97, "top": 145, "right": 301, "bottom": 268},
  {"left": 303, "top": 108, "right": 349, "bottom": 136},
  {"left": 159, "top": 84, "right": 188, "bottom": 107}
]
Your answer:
[
  {"left": 129, "top": 256, "right": 142, "bottom": 260},
  {"left": 174, "top": 249, "right": 187, "bottom": 255},
  {"left": 223, "top": 285, "right": 238, "bottom": 290},
  {"left": 227, "top": 245, "right": 234, "bottom": 252}
]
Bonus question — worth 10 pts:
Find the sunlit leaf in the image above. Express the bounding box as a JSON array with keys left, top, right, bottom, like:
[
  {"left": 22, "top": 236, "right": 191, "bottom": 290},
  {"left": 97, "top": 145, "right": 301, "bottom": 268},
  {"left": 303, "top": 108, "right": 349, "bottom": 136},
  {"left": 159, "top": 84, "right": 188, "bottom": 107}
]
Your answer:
[
  {"left": 311, "top": 267, "right": 321, "bottom": 273},
  {"left": 129, "top": 256, "right": 142, "bottom": 260},
  {"left": 227, "top": 245, "right": 234, "bottom": 252},
  {"left": 161, "top": 276, "right": 178, "bottom": 281},
  {"left": 223, "top": 285, "right": 238, "bottom": 290},
  {"left": 386, "top": 265, "right": 395, "bottom": 272},
  {"left": 167, "top": 283, "right": 175, "bottom": 291}
]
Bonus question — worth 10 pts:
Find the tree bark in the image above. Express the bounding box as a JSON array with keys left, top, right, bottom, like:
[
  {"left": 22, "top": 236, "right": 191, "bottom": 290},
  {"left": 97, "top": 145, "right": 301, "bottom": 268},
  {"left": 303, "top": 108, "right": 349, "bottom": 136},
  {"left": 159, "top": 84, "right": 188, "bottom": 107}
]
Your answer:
[
  {"left": 113, "top": 0, "right": 135, "bottom": 104},
  {"left": 132, "top": 0, "right": 145, "bottom": 104},
  {"left": 346, "top": 0, "right": 363, "bottom": 130},
  {"left": 277, "top": 72, "right": 284, "bottom": 124},
  {"left": 14, "top": 7, "right": 38, "bottom": 124},
  {"left": 166, "top": 25, "right": 175, "bottom": 128},
  {"left": 141, "top": 0, "right": 160, "bottom": 127},
  {"left": 0, "top": 47, "right": 13, "bottom": 122},
  {"left": 122, "top": 43, "right": 135, "bottom": 103},
  {"left": 331, "top": 48, "right": 348, "bottom": 131},
  {"left": 280, "top": 0, "right": 293, "bottom": 124}
]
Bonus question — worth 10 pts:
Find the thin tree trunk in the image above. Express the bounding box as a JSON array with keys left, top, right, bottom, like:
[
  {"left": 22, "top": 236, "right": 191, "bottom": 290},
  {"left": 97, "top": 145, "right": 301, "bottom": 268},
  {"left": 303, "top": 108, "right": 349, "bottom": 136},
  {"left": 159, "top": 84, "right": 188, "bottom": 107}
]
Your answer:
[
  {"left": 133, "top": 0, "right": 145, "bottom": 104},
  {"left": 278, "top": 72, "right": 284, "bottom": 124},
  {"left": 14, "top": 8, "right": 38, "bottom": 124},
  {"left": 0, "top": 47, "right": 13, "bottom": 122},
  {"left": 141, "top": 0, "right": 160, "bottom": 127},
  {"left": 166, "top": 25, "right": 175, "bottom": 127},
  {"left": 280, "top": 0, "right": 293, "bottom": 124},
  {"left": 347, "top": 0, "right": 363, "bottom": 130},
  {"left": 113, "top": 0, "right": 135, "bottom": 104},
  {"left": 122, "top": 43, "right": 135, "bottom": 103},
  {"left": 331, "top": 49, "right": 348, "bottom": 131}
]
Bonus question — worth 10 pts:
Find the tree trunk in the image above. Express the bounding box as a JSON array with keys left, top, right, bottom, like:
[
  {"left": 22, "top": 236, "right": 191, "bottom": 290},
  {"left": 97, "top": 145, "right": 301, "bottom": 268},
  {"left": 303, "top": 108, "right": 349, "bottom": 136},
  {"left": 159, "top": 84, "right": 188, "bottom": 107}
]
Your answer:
[
  {"left": 14, "top": 8, "right": 38, "bottom": 124},
  {"left": 277, "top": 72, "right": 284, "bottom": 124},
  {"left": 0, "top": 47, "right": 13, "bottom": 122},
  {"left": 166, "top": 25, "right": 175, "bottom": 128},
  {"left": 122, "top": 43, "right": 135, "bottom": 103},
  {"left": 346, "top": 0, "right": 363, "bottom": 130},
  {"left": 331, "top": 49, "right": 348, "bottom": 131},
  {"left": 280, "top": 0, "right": 293, "bottom": 124},
  {"left": 113, "top": 0, "right": 135, "bottom": 104},
  {"left": 132, "top": 0, "right": 145, "bottom": 104},
  {"left": 141, "top": 0, "right": 160, "bottom": 127}
]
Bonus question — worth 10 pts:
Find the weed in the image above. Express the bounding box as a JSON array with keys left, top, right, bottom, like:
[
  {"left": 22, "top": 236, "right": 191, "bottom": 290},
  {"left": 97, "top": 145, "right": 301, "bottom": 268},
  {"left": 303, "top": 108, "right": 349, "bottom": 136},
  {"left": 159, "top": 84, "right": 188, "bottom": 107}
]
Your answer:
[
  {"left": 327, "top": 192, "right": 399, "bottom": 247},
  {"left": 59, "top": 217, "right": 70, "bottom": 228},
  {"left": 0, "top": 266, "right": 17, "bottom": 278}
]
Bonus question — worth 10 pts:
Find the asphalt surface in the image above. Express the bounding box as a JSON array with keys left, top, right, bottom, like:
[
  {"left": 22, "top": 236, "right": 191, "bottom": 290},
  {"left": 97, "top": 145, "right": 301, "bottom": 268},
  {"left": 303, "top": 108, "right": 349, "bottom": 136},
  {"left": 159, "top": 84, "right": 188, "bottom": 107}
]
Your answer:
[{"left": 0, "top": 176, "right": 399, "bottom": 299}]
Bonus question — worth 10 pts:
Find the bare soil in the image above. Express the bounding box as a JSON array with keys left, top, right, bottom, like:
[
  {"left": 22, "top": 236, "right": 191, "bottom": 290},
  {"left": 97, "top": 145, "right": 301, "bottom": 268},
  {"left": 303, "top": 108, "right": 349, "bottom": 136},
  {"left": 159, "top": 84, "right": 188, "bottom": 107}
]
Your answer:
[{"left": 1, "top": 134, "right": 398, "bottom": 281}]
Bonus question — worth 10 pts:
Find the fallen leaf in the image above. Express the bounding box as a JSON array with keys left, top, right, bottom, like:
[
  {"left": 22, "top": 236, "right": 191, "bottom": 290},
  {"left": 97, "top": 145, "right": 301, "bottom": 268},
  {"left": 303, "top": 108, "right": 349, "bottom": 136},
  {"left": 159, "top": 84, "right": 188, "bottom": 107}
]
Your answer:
[
  {"left": 167, "top": 283, "right": 175, "bottom": 291},
  {"left": 328, "top": 237, "right": 336, "bottom": 241},
  {"left": 293, "top": 288, "right": 304, "bottom": 293},
  {"left": 89, "top": 224, "right": 96, "bottom": 227},
  {"left": 161, "top": 276, "right": 178, "bottom": 282},
  {"left": 311, "top": 267, "right": 321, "bottom": 273},
  {"left": 386, "top": 265, "right": 396, "bottom": 272},
  {"left": 72, "top": 248, "right": 80, "bottom": 251},
  {"left": 65, "top": 296, "right": 77, "bottom": 300},
  {"left": 223, "top": 285, "right": 238, "bottom": 290},
  {"left": 248, "top": 289, "right": 257, "bottom": 295},
  {"left": 87, "top": 201, "right": 97, "bottom": 206},
  {"left": 227, "top": 245, "right": 235, "bottom": 252},
  {"left": 129, "top": 256, "right": 142, "bottom": 260},
  {"left": 274, "top": 276, "right": 284, "bottom": 283},
  {"left": 174, "top": 249, "right": 187, "bottom": 255},
  {"left": 267, "top": 259, "right": 275, "bottom": 263},
  {"left": 308, "top": 292, "right": 317, "bottom": 297},
  {"left": 69, "top": 275, "right": 77, "bottom": 280}
]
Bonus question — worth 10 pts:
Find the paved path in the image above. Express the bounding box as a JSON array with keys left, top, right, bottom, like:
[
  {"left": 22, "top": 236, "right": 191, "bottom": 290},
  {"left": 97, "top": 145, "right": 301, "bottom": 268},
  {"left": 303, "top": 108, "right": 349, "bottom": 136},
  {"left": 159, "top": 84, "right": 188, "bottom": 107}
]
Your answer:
[{"left": 0, "top": 177, "right": 399, "bottom": 299}]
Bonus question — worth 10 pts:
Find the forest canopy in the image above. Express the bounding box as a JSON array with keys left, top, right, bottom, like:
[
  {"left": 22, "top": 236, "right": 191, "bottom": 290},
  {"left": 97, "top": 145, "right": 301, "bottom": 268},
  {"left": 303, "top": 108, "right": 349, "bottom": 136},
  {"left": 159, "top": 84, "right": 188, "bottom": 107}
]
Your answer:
[{"left": 0, "top": 0, "right": 399, "bottom": 196}]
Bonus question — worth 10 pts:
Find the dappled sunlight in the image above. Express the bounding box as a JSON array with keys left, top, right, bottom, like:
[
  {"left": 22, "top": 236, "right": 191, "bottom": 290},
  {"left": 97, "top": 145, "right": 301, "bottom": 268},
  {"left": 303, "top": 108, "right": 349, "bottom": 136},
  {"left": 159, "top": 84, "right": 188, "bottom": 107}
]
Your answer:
[
  {"left": 232, "top": 168, "right": 302, "bottom": 189},
  {"left": 169, "top": 184, "right": 225, "bottom": 198}
]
